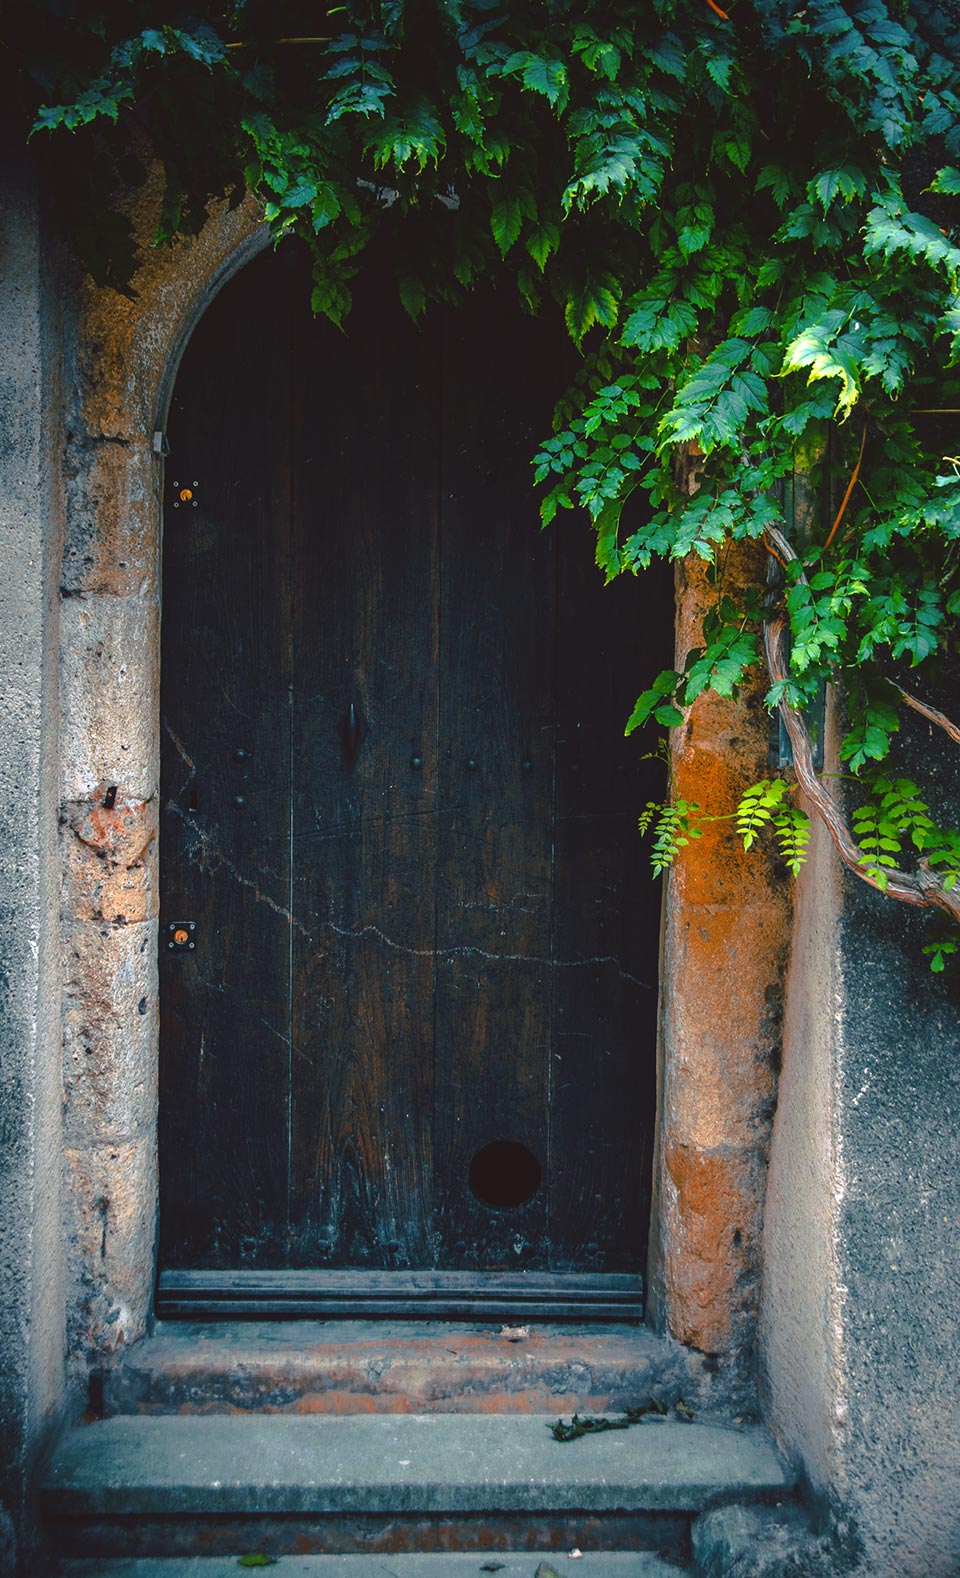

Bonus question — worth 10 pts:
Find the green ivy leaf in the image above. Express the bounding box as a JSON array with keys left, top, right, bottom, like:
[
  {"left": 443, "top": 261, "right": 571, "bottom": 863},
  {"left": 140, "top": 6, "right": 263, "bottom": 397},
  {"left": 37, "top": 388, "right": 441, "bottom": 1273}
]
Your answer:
[
  {"left": 312, "top": 185, "right": 342, "bottom": 231},
  {"left": 503, "top": 51, "right": 569, "bottom": 110},
  {"left": 491, "top": 195, "right": 524, "bottom": 257},
  {"left": 930, "top": 167, "right": 960, "bottom": 195},
  {"left": 525, "top": 220, "right": 560, "bottom": 272},
  {"left": 398, "top": 275, "right": 426, "bottom": 321},
  {"left": 564, "top": 278, "right": 621, "bottom": 344}
]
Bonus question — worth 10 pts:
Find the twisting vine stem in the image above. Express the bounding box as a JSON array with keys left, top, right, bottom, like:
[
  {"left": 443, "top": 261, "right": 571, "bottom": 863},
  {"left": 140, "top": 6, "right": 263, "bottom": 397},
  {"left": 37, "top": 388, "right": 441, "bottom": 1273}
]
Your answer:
[
  {"left": 893, "top": 686, "right": 960, "bottom": 751},
  {"left": 762, "top": 528, "right": 960, "bottom": 924}
]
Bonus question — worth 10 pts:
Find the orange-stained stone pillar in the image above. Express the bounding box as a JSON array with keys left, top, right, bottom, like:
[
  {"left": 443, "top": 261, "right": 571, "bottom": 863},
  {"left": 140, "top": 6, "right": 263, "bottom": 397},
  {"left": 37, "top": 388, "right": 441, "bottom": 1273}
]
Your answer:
[{"left": 647, "top": 543, "right": 792, "bottom": 1368}]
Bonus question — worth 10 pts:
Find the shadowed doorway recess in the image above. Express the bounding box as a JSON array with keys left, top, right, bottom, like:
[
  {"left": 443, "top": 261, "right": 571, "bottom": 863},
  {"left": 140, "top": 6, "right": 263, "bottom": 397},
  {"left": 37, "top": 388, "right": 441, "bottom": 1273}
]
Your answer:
[{"left": 156, "top": 242, "right": 672, "bottom": 1319}]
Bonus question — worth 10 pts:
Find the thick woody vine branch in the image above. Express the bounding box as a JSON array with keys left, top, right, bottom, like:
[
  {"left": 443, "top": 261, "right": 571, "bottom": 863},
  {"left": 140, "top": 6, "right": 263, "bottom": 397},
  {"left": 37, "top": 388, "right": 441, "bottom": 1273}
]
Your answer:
[
  {"left": 893, "top": 685, "right": 960, "bottom": 750},
  {"left": 762, "top": 525, "right": 960, "bottom": 924}
]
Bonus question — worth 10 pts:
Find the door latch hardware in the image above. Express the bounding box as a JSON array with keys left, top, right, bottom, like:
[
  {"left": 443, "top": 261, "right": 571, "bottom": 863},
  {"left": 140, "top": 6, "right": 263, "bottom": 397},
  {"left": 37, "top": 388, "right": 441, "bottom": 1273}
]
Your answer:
[
  {"left": 171, "top": 481, "right": 199, "bottom": 510},
  {"left": 167, "top": 921, "right": 196, "bottom": 952}
]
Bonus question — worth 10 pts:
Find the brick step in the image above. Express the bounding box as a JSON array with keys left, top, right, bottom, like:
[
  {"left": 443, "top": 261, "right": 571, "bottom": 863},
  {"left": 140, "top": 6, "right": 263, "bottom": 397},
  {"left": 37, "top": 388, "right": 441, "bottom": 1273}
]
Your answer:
[
  {"left": 60, "top": 1555, "right": 689, "bottom": 1577},
  {"left": 42, "top": 1412, "right": 790, "bottom": 1561},
  {"left": 100, "top": 1321, "right": 711, "bottom": 1418}
]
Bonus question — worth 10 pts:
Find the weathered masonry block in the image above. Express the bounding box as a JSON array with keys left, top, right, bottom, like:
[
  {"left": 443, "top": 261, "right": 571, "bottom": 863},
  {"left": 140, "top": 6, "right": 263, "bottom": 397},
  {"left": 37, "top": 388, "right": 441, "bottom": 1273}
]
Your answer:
[
  {"left": 62, "top": 919, "right": 158, "bottom": 1146},
  {"left": 63, "top": 1133, "right": 158, "bottom": 1364},
  {"left": 60, "top": 594, "right": 159, "bottom": 804},
  {"left": 62, "top": 792, "right": 158, "bottom": 926},
  {"left": 62, "top": 437, "right": 159, "bottom": 598}
]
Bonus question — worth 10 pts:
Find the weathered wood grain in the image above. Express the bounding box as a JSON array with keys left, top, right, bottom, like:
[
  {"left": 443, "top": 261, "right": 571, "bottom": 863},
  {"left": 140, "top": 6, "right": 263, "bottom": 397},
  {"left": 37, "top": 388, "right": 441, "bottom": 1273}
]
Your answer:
[
  {"left": 159, "top": 245, "right": 669, "bottom": 1306},
  {"left": 159, "top": 247, "right": 295, "bottom": 1267},
  {"left": 289, "top": 255, "right": 440, "bottom": 1269}
]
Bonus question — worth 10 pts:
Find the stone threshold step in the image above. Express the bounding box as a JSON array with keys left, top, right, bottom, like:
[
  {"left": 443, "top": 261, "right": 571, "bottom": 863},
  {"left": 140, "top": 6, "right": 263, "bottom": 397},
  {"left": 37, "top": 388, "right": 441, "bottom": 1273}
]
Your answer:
[
  {"left": 103, "top": 1321, "right": 709, "bottom": 1418},
  {"left": 43, "top": 1413, "right": 790, "bottom": 1518},
  {"left": 60, "top": 1556, "right": 689, "bottom": 1577}
]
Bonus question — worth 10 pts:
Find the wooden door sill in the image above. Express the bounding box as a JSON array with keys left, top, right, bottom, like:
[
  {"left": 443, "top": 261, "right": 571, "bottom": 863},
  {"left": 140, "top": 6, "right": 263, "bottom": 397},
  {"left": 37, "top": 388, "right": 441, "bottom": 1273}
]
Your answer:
[{"left": 156, "top": 1269, "right": 644, "bottom": 1321}]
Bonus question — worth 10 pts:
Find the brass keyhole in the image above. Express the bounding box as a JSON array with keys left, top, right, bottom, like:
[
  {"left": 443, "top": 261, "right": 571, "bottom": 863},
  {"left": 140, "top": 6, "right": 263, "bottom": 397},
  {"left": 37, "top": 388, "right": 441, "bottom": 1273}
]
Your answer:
[
  {"left": 178, "top": 488, "right": 193, "bottom": 503},
  {"left": 172, "top": 927, "right": 189, "bottom": 946}
]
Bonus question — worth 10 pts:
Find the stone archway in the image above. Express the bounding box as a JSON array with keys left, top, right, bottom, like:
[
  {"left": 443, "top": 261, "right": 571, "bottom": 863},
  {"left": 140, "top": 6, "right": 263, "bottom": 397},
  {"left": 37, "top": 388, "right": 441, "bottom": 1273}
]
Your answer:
[
  {"left": 60, "top": 190, "right": 269, "bottom": 1375},
  {"left": 58, "top": 186, "right": 790, "bottom": 1398}
]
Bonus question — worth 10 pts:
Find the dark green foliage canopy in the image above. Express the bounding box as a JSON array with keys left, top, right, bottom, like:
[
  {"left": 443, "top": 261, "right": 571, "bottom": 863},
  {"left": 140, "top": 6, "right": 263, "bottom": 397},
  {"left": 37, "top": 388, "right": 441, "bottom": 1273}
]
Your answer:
[{"left": 8, "top": 0, "right": 960, "bottom": 962}]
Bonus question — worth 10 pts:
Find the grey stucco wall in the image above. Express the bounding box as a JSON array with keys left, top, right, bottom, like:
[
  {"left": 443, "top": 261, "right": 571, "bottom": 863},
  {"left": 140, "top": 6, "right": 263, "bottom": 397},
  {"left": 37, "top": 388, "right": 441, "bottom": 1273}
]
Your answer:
[
  {"left": 764, "top": 705, "right": 960, "bottom": 1576},
  {"left": 833, "top": 846, "right": 960, "bottom": 1574},
  {"left": 761, "top": 804, "right": 845, "bottom": 1514},
  {"left": 0, "top": 145, "right": 66, "bottom": 1573}
]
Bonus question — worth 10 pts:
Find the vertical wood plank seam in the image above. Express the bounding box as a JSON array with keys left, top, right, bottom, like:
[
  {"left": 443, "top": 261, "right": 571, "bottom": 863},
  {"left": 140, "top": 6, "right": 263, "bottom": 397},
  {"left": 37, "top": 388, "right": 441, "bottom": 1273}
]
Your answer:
[
  {"left": 286, "top": 281, "right": 296, "bottom": 1255},
  {"left": 431, "top": 306, "right": 444, "bottom": 1272},
  {"left": 546, "top": 501, "right": 561, "bottom": 1269}
]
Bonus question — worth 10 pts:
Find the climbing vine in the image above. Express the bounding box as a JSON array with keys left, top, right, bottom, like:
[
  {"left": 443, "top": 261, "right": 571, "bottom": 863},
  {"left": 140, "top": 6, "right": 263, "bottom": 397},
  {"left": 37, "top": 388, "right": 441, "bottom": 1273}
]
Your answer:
[{"left": 8, "top": 0, "right": 960, "bottom": 963}]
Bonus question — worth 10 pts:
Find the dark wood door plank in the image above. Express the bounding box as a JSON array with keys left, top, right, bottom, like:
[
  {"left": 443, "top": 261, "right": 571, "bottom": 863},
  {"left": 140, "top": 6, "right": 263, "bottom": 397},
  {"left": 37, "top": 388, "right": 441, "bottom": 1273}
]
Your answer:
[
  {"left": 159, "top": 248, "right": 296, "bottom": 1268},
  {"left": 288, "top": 256, "right": 441, "bottom": 1269},
  {"left": 432, "top": 291, "right": 564, "bottom": 1272},
  {"left": 550, "top": 526, "right": 670, "bottom": 1272}
]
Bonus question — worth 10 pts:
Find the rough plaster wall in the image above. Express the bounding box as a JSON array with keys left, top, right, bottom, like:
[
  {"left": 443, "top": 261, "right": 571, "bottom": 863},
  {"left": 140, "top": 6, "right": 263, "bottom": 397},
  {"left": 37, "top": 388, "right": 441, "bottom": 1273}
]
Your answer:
[
  {"left": 761, "top": 799, "right": 845, "bottom": 1508},
  {"left": 764, "top": 703, "right": 960, "bottom": 1576},
  {"left": 0, "top": 150, "right": 66, "bottom": 1572},
  {"left": 832, "top": 710, "right": 960, "bottom": 1577}
]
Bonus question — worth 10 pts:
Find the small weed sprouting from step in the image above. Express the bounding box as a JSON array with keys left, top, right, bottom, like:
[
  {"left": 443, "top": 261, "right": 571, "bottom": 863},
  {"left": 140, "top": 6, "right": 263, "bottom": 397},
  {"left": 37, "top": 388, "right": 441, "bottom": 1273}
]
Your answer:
[
  {"left": 237, "top": 1557, "right": 278, "bottom": 1569},
  {"left": 548, "top": 1396, "right": 694, "bottom": 1442}
]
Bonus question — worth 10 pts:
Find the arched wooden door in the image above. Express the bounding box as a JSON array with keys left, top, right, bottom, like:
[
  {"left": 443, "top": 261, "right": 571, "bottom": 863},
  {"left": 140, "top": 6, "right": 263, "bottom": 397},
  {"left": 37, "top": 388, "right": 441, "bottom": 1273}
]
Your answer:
[{"left": 157, "top": 243, "right": 671, "bottom": 1318}]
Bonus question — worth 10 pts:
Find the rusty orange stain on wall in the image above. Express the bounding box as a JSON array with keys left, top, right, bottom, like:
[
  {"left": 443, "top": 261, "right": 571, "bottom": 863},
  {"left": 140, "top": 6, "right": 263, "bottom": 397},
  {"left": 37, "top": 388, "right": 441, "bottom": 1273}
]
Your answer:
[{"left": 649, "top": 544, "right": 792, "bottom": 1363}]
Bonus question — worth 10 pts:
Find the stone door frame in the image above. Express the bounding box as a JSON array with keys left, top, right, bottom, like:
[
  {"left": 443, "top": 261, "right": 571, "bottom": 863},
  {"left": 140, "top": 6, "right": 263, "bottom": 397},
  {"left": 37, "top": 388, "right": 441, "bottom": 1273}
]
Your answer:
[{"left": 59, "top": 193, "right": 790, "bottom": 1393}]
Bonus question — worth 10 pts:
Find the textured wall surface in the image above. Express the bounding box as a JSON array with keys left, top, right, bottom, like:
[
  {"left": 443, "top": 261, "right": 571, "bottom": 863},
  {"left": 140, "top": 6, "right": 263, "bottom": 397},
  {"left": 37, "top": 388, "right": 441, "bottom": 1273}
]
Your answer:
[
  {"left": 0, "top": 150, "right": 66, "bottom": 1572},
  {"left": 762, "top": 799, "right": 845, "bottom": 1509},
  {"left": 764, "top": 703, "right": 960, "bottom": 1576},
  {"left": 833, "top": 804, "right": 960, "bottom": 1576}
]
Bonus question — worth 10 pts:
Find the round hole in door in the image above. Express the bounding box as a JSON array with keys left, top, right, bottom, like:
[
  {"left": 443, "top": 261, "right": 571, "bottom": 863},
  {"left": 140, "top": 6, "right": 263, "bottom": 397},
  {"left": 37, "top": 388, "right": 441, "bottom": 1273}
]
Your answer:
[{"left": 469, "top": 1140, "right": 542, "bottom": 1210}]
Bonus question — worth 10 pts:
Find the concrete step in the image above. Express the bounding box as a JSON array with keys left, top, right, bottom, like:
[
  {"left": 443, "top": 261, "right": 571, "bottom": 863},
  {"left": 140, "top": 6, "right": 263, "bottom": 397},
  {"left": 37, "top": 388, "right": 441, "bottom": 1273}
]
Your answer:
[
  {"left": 43, "top": 1412, "right": 789, "bottom": 1561},
  {"left": 100, "top": 1321, "right": 711, "bottom": 1418},
  {"left": 60, "top": 1556, "right": 690, "bottom": 1577}
]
